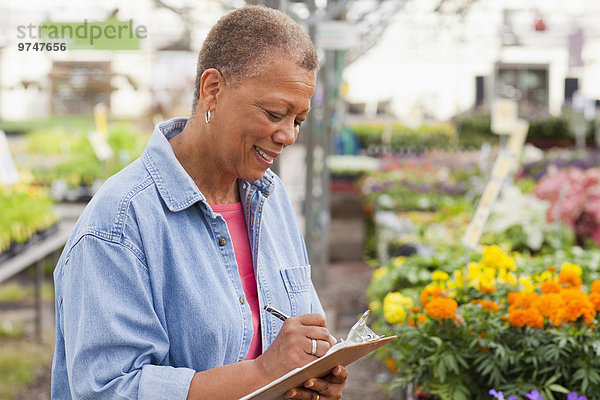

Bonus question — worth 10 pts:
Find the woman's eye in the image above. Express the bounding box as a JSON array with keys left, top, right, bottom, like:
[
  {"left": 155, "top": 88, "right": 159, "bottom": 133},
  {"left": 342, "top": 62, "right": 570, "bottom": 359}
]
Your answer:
[
  {"left": 294, "top": 120, "right": 303, "bottom": 127},
  {"left": 266, "top": 111, "right": 283, "bottom": 121}
]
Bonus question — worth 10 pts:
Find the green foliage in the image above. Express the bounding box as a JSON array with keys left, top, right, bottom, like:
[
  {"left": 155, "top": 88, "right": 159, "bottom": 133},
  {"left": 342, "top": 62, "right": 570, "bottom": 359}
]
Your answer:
[
  {"left": 0, "top": 114, "right": 93, "bottom": 135},
  {"left": 0, "top": 351, "right": 33, "bottom": 396},
  {"left": 528, "top": 116, "right": 571, "bottom": 141},
  {"left": 0, "top": 185, "right": 58, "bottom": 253},
  {"left": 351, "top": 123, "right": 455, "bottom": 153},
  {"left": 0, "top": 321, "right": 25, "bottom": 339},
  {"left": 21, "top": 121, "right": 149, "bottom": 188},
  {"left": 455, "top": 112, "right": 498, "bottom": 149},
  {"left": 454, "top": 111, "right": 596, "bottom": 148},
  {"left": 0, "top": 283, "right": 27, "bottom": 302},
  {"left": 0, "top": 337, "right": 54, "bottom": 398}
]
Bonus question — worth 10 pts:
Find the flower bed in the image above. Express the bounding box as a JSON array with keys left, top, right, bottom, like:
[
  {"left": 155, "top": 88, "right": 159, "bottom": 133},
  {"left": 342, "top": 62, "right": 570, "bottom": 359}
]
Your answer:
[
  {"left": 369, "top": 246, "right": 600, "bottom": 400},
  {"left": 533, "top": 167, "right": 600, "bottom": 247}
]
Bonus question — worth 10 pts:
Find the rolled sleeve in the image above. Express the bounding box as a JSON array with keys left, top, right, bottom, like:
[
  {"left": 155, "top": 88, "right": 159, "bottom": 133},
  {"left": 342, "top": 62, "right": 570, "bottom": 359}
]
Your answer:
[
  {"left": 138, "top": 365, "right": 195, "bottom": 399},
  {"left": 60, "top": 234, "right": 194, "bottom": 399}
]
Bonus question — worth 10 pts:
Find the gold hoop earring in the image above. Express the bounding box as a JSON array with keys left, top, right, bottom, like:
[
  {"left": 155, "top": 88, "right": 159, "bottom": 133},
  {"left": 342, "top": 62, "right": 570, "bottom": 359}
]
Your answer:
[{"left": 205, "top": 110, "right": 212, "bottom": 124}]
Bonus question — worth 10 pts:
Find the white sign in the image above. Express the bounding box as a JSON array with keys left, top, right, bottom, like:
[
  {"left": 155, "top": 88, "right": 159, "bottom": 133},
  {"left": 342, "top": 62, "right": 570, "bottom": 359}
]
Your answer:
[
  {"left": 506, "top": 119, "right": 529, "bottom": 160},
  {"left": 0, "top": 130, "right": 19, "bottom": 186},
  {"left": 317, "top": 21, "right": 358, "bottom": 50},
  {"left": 88, "top": 130, "right": 114, "bottom": 161},
  {"left": 491, "top": 98, "right": 519, "bottom": 135},
  {"left": 461, "top": 151, "right": 514, "bottom": 250}
]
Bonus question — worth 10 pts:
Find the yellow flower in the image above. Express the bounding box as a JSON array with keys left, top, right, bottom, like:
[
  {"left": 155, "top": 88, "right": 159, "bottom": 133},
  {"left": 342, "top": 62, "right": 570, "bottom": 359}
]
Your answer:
[
  {"left": 480, "top": 267, "right": 496, "bottom": 290},
  {"left": 432, "top": 270, "right": 450, "bottom": 282},
  {"left": 481, "top": 245, "right": 516, "bottom": 271},
  {"left": 383, "top": 292, "right": 413, "bottom": 324},
  {"left": 536, "top": 271, "right": 554, "bottom": 284},
  {"left": 519, "top": 276, "right": 535, "bottom": 293},
  {"left": 448, "top": 270, "right": 465, "bottom": 290},
  {"left": 467, "top": 262, "right": 483, "bottom": 283},
  {"left": 373, "top": 267, "right": 389, "bottom": 281},
  {"left": 369, "top": 300, "right": 382, "bottom": 312},
  {"left": 392, "top": 256, "right": 405, "bottom": 268},
  {"left": 497, "top": 268, "right": 517, "bottom": 286},
  {"left": 561, "top": 262, "right": 582, "bottom": 277}
]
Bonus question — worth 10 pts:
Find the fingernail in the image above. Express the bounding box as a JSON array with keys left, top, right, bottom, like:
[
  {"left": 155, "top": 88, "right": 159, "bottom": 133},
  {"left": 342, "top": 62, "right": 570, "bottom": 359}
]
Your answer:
[
  {"left": 330, "top": 335, "right": 337, "bottom": 343},
  {"left": 305, "top": 380, "right": 314, "bottom": 388},
  {"left": 287, "top": 390, "right": 297, "bottom": 397},
  {"left": 335, "top": 366, "right": 342, "bottom": 374}
]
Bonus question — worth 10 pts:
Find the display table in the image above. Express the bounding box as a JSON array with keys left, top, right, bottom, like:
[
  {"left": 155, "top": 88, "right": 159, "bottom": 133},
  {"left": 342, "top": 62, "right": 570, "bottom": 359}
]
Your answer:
[{"left": 0, "top": 217, "right": 77, "bottom": 341}]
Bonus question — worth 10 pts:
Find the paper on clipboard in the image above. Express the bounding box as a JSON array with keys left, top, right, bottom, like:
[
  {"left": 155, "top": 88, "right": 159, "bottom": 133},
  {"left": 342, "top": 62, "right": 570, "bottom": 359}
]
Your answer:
[{"left": 240, "top": 311, "right": 396, "bottom": 400}]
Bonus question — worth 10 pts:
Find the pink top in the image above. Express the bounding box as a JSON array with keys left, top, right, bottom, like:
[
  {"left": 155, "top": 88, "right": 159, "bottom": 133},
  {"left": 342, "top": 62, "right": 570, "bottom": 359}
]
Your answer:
[{"left": 210, "top": 202, "right": 262, "bottom": 360}]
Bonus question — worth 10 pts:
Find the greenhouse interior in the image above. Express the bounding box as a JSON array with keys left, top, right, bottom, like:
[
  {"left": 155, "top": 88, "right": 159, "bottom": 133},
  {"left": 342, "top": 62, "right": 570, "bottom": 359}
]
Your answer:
[{"left": 1, "top": 0, "right": 600, "bottom": 399}]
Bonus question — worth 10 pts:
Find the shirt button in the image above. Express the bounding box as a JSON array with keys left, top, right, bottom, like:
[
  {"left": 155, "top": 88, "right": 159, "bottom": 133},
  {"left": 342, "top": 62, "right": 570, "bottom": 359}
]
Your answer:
[
  {"left": 218, "top": 237, "right": 227, "bottom": 246},
  {"left": 239, "top": 296, "right": 245, "bottom": 305}
]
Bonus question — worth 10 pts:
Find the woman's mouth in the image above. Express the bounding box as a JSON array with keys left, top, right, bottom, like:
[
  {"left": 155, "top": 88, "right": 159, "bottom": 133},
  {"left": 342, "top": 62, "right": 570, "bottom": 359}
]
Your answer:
[{"left": 253, "top": 145, "right": 277, "bottom": 165}]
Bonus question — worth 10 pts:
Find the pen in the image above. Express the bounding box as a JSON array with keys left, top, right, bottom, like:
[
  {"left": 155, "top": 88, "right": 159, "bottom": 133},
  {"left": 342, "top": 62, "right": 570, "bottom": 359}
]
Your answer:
[
  {"left": 264, "top": 305, "right": 338, "bottom": 344},
  {"left": 263, "top": 305, "right": 290, "bottom": 321}
]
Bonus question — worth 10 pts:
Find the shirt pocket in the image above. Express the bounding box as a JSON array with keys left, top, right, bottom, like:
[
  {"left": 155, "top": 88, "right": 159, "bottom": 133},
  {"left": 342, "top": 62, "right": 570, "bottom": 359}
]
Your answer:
[{"left": 280, "top": 265, "right": 313, "bottom": 316}]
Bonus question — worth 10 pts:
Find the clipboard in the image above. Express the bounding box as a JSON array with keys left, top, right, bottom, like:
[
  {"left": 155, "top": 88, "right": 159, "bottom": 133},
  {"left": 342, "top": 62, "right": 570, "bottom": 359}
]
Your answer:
[{"left": 240, "top": 311, "right": 396, "bottom": 400}]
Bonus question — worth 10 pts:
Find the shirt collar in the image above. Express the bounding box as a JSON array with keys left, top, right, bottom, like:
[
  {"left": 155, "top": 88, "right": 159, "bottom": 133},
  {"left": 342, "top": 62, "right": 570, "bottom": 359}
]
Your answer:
[{"left": 143, "top": 117, "right": 275, "bottom": 212}]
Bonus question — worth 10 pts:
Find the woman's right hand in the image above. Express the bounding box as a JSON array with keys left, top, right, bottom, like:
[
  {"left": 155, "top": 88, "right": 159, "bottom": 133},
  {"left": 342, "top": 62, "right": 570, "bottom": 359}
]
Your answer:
[{"left": 255, "top": 313, "right": 336, "bottom": 382}]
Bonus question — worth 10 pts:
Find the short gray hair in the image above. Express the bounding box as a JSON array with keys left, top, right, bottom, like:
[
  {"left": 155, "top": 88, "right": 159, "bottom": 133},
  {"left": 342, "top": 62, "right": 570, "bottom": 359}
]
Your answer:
[{"left": 192, "top": 5, "right": 318, "bottom": 112}]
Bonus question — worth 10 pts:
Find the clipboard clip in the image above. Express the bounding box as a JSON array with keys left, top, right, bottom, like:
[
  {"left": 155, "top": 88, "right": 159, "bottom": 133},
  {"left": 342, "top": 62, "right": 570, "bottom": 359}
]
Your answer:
[{"left": 345, "top": 310, "right": 380, "bottom": 344}]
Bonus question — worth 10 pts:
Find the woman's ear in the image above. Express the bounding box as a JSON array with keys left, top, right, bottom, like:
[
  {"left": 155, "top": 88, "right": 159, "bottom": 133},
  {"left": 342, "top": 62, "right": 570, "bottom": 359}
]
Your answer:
[{"left": 199, "top": 68, "right": 224, "bottom": 111}]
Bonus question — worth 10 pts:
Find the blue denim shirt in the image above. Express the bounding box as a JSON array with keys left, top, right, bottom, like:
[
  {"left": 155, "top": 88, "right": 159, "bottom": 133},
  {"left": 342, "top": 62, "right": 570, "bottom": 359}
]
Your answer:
[{"left": 52, "top": 118, "right": 324, "bottom": 399}]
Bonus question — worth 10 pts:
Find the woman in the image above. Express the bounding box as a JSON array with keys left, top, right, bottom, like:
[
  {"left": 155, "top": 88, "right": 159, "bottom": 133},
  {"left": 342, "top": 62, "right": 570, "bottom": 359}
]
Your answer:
[{"left": 51, "top": 5, "right": 347, "bottom": 400}]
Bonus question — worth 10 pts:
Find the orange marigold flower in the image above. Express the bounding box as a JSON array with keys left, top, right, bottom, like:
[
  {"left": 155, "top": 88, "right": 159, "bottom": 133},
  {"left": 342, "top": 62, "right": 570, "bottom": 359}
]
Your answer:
[
  {"left": 479, "top": 300, "right": 500, "bottom": 312},
  {"left": 471, "top": 299, "right": 499, "bottom": 311},
  {"left": 533, "top": 293, "right": 564, "bottom": 319},
  {"left": 540, "top": 280, "right": 561, "bottom": 294},
  {"left": 589, "top": 292, "right": 600, "bottom": 312},
  {"left": 550, "top": 307, "right": 566, "bottom": 327},
  {"left": 508, "top": 292, "right": 539, "bottom": 312},
  {"left": 547, "top": 265, "right": 556, "bottom": 273},
  {"left": 562, "top": 294, "right": 596, "bottom": 324},
  {"left": 385, "top": 358, "right": 398, "bottom": 374},
  {"left": 507, "top": 292, "right": 522, "bottom": 304},
  {"left": 559, "top": 270, "right": 582, "bottom": 288},
  {"left": 508, "top": 308, "right": 543, "bottom": 329},
  {"left": 425, "top": 297, "right": 458, "bottom": 319},
  {"left": 408, "top": 313, "right": 427, "bottom": 327},
  {"left": 420, "top": 286, "right": 443, "bottom": 307},
  {"left": 591, "top": 280, "right": 600, "bottom": 294},
  {"left": 410, "top": 306, "right": 422, "bottom": 313},
  {"left": 480, "top": 286, "right": 497, "bottom": 294}
]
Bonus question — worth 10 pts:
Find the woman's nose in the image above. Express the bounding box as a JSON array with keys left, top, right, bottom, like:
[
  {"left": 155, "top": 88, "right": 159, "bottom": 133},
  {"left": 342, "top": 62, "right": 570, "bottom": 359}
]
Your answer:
[{"left": 274, "top": 121, "right": 298, "bottom": 146}]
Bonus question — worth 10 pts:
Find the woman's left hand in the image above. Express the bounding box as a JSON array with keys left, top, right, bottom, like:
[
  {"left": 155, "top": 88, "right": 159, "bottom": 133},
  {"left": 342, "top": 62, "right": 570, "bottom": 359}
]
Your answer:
[{"left": 284, "top": 365, "right": 348, "bottom": 400}]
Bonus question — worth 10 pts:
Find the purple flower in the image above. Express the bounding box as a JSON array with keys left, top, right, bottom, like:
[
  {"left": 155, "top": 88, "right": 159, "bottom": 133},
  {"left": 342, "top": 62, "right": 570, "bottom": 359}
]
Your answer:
[
  {"left": 525, "top": 390, "right": 543, "bottom": 400},
  {"left": 489, "top": 389, "right": 504, "bottom": 399},
  {"left": 489, "top": 389, "right": 516, "bottom": 400},
  {"left": 568, "top": 393, "right": 587, "bottom": 400}
]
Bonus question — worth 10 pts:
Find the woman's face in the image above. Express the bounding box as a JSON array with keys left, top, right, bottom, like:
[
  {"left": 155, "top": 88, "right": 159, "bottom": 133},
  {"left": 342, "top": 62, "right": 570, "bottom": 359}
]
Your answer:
[{"left": 210, "top": 59, "right": 316, "bottom": 182}]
